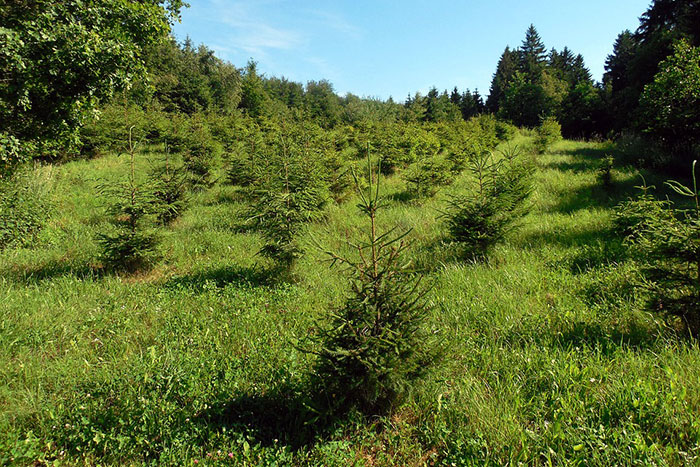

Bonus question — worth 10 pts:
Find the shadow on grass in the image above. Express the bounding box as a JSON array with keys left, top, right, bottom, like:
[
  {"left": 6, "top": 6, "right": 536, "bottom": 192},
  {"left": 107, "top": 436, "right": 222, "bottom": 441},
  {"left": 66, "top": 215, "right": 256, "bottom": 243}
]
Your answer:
[
  {"left": 516, "top": 221, "right": 617, "bottom": 250},
  {"left": 564, "top": 239, "right": 629, "bottom": 274},
  {"left": 163, "top": 264, "right": 275, "bottom": 291},
  {"left": 0, "top": 259, "right": 103, "bottom": 284},
  {"left": 411, "top": 236, "right": 494, "bottom": 273},
  {"left": 388, "top": 190, "right": 418, "bottom": 204},
  {"left": 194, "top": 380, "right": 359, "bottom": 451},
  {"left": 539, "top": 145, "right": 613, "bottom": 173},
  {"left": 545, "top": 175, "right": 646, "bottom": 215},
  {"left": 554, "top": 318, "right": 662, "bottom": 354},
  {"left": 194, "top": 385, "right": 319, "bottom": 449},
  {"left": 203, "top": 188, "right": 250, "bottom": 206},
  {"left": 539, "top": 144, "right": 667, "bottom": 215}
]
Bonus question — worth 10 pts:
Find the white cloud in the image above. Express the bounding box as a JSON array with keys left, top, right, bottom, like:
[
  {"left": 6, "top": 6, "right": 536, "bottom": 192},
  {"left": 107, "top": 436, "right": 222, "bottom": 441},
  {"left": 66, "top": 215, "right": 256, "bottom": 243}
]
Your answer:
[
  {"left": 202, "top": 0, "right": 307, "bottom": 57},
  {"left": 306, "top": 9, "right": 363, "bottom": 39},
  {"left": 183, "top": 0, "right": 359, "bottom": 80}
]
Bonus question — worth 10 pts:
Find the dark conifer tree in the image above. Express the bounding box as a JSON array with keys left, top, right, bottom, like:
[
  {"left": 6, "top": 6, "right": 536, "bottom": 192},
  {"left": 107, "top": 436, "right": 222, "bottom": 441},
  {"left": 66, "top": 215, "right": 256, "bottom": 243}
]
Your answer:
[
  {"left": 424, "top": 87, "right": 442, "bottom": 122},
  {"left": 472, "top": 89, "right": 485, "bottom": 113},
  {"left": 450, "top": 87, "right": 462, "bottom": 106},
  {"left": 603, "top": 30, "right": 639, "bottom": 131},
  {"left": 487, "top": 47, "right": 518, "bottom": 112},
  {"left": 519, "top": 24, "right": 548, "bottom": 82},
  {"left": 572, "top": 54, "right": 592, "bottom": 85},
  {"left": 549, "top": 47, "right": 576, "bottom": 84},
  {"left": 460, "top": 90, "right": 477, "bottom": 120},
  {"left": 637, "top": 0, "right": 700, "bottom": 46}
]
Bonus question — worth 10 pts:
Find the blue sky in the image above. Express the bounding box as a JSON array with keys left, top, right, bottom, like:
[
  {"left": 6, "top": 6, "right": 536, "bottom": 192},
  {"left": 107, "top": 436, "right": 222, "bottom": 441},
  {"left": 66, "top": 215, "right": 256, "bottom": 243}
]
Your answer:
[{"left": 172, "top": 0, "right": 651, "bottom": 100}]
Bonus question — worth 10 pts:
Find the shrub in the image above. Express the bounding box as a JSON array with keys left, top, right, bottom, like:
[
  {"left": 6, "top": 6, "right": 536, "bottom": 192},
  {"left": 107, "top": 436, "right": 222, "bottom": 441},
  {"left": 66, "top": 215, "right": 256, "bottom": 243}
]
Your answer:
[
  {"left": 615, "top": 162, "right": 700, "bottom": 332},
  {"left": 442, "top": 146, "right": 533, "bottom": 258},
  {"left": 403, "top": 155, "right": 453, "bottom": 198},
  {"left": 308, "top": 153, "right": 436, "bottom": 416},
  {"left": 597, "top": 155, "right": 615, "bottom": 190},
  {"left": 98, "top": 128, "right": 159, "bottom": 272},
  {"left": 534, "top": 116, "right": 562, "bottom": 154},
  {"left": 0, "top": 167, "right": 52, "bottom": 250},
  {"left": 495, "top": 120, "right": 518, "bottom": 141}
]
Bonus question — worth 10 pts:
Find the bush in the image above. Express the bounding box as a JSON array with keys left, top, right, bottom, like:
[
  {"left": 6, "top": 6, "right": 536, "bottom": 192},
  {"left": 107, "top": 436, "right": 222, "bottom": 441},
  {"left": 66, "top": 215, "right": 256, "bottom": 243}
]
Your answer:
[
  {"left": 308, "top": 154, "right": 436, "bottom": 416},
  {"left": 534, "top": 117, "right": 562, "bottom": 154},
  {"left": 403, "top": 155, "right": 453, "bottom": 198},
  {"left": 442, "top": 146, "right": 534, "bottom": 258},
  {"left": 0, "top": 167, "right": 52, "bottom": 250},
  {"left": 615, "top": 162, "right": 700, "bottom": 332},
  {"left": 597, "top": 155, "right": 615, "bottom": 190}
]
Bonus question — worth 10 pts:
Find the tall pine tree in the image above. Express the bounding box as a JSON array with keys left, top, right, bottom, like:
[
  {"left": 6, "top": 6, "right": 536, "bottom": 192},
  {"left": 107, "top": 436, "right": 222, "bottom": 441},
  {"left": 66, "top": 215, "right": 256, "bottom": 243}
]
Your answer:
[
  {"left": 487, "top": 47, "right": 518, "bottom": 112},
  {"left": 519, "top": 24, "right": 548, "bottom": 82}
]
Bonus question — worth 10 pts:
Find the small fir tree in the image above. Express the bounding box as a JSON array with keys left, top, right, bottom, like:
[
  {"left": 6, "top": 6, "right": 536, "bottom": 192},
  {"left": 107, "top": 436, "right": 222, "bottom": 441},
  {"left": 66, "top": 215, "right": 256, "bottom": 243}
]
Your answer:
[
  {"left": 403, "top": 155, "right": 453, "bottom": 198},
  {"left": 534, "top": 116, "right": 562, "bottom": 154},
  {"left": 226, "top": 145, "right": 259, "bottom": 188},
  {"left": 597, "top": 155, "right": 615, "bottom": 191},
  {"left": 98, "top": 127, "right": 159, "bottom": 273},
  {"left": 150, "top": 143, "right": 188, "bottom": 225},
  {"left": 442, "top": 146, "right": 533, "bottom": 258},
  {"left": 308, "top": 150, "right": 436, "bottom": 416},
  {"left": 616, "top": 162, "right": 700, "bottom": 332},
  {"left": 248, "top": 127, "right": 328, "bottom": 275}
]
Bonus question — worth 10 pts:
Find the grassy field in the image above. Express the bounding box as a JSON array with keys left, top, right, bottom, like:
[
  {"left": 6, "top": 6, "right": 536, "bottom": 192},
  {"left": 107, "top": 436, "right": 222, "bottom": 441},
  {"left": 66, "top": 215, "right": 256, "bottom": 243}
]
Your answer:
[{"left": 2, "top": 138, "right": 700, "bottom": 465}]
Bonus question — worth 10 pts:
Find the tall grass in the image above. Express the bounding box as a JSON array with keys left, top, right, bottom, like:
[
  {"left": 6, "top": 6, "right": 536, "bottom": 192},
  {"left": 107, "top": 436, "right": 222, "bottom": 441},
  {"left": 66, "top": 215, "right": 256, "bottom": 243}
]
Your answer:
[{"left": 1, "top": 138, "right": 699, "bottom": 465}]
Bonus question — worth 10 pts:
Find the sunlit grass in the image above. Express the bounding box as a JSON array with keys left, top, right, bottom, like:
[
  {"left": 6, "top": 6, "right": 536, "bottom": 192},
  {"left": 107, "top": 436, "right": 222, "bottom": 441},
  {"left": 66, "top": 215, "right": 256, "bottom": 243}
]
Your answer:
[{"left": 1, "top": 138, "right": 699, "bottom": 465}]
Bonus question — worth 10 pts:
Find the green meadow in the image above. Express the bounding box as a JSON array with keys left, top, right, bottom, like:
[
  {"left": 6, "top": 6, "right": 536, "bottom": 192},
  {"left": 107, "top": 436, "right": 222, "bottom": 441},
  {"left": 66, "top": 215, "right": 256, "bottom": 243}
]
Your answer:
[{"left": 2, "top": 137, "right": 699, "bottom": 466}]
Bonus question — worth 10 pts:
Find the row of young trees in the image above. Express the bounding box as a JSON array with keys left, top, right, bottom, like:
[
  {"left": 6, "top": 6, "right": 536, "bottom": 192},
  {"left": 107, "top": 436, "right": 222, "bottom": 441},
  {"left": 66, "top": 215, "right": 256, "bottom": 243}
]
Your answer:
[{"left": 86, "top": 111, "right": 533, "bottom": 418}]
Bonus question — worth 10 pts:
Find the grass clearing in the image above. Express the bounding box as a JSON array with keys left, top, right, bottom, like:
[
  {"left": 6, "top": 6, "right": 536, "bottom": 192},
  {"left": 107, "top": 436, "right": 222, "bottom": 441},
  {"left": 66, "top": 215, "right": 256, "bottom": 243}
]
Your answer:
[{"left": 2, "top": 139, "right": 700, "bottom": 465}]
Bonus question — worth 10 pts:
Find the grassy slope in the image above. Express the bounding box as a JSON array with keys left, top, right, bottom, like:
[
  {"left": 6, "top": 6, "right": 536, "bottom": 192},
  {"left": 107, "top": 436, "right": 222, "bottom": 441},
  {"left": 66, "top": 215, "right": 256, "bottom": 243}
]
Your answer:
[{"left": 1, "top": 139, "right": 699, "bottom": 466}]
